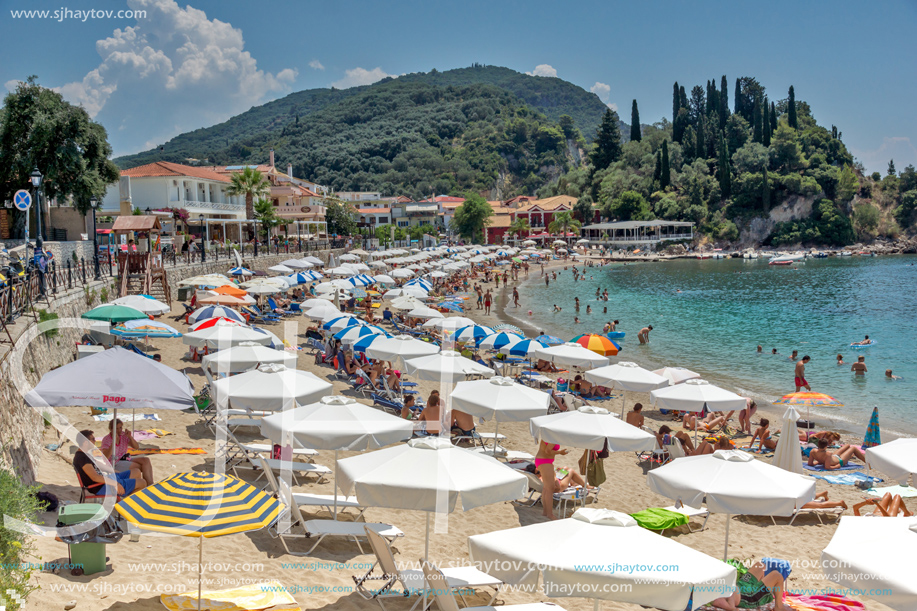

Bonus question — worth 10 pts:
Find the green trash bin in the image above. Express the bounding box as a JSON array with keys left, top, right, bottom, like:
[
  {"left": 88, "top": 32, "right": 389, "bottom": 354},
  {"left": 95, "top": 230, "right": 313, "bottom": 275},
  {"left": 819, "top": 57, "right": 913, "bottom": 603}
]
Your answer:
[{"left": 58, "top": 503, "right": 109, "bottom": 576}]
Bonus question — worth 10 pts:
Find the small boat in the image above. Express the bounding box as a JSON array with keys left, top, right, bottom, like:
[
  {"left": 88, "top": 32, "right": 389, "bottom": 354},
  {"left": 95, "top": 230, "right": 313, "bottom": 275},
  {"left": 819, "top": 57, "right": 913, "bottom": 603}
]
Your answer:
[
  {"left": 810, "top": 252, "right": 828, "bottom": 259},
  {"left": 839, "top": 251, "right": 853, "bottom": 257},
  {"left": 711, "top": 253, "right": 727, "bottom": 259},
  {"left": 858, "top": 251, "right": 876, "bottom": 257},
  {"left": 743, "top": 251, "right": 759, "bottom": 259},
  {"left": 768, "top": 254, "right": 805, "bottom": 266},
  {"left": 696, "top": 253, "right": 712, "bottom": 260}
]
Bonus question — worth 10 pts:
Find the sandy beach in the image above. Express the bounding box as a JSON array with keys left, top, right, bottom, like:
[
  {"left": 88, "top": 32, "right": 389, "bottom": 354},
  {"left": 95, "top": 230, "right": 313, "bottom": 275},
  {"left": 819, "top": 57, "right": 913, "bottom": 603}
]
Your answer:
[{"left": 25, "top": 281, "right": 913, "bottom": 611}]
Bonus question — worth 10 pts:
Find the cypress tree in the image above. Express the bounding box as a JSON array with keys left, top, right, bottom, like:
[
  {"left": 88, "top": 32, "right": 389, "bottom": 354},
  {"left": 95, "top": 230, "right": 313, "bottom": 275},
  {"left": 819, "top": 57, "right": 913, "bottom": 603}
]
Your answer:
[
  {"left": 770, "top": 101, "right": 778, "bottom": 133},
  {"left": 589, "top": 108, "right": 623, "bottom": 171},
  {"left": 734, "top": 78, "right": 742, "bottom": 116},
  {"left": 706, "top": 81, "right": 714, "bottom": 116},
  {"left": 673, "top": 82, "right": 681, "bottom": 124},
  {"left": 762, "top": 166, "right": 770, "bottom": 212},
  {"left": 696, "top": 114, "right": 706, "bottom": 159},
  {"left": 653, "top": 150, "right": 662, "bottom": 183},
  {"left": 718, "top": 133, "right": 731, "bottom": 198},
  {"left": 679, "top": 86, "right": 688, "bottom": 113},
  {"left": 762, "top": 98, "right": 771, "bottom": 146},
  {"left": 787, "top": 85, "right": 798, "bottom": 129},
  {"left": 720, "top": 75, "right": 729, "bottom": 128},
  {"left": 660, "top": 140, "right": 670, "bottom": 189},
  {"left": 752, "top": 96, "right": 762, "bottom": 144},
  {"left": 630, "top": 99, "right": 642, "bottom": 142}
]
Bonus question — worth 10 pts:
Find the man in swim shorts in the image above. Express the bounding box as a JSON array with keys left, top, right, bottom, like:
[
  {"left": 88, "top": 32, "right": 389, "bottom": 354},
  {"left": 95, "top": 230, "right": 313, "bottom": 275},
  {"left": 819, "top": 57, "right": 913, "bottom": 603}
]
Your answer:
[{"left": 794, "top": 355, "right": 811, "bottom": 392}]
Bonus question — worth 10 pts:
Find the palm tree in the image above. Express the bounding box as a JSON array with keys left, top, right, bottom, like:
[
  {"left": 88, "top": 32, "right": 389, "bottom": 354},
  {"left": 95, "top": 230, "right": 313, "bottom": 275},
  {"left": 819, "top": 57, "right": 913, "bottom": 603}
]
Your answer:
[
  {"left": 548, "top": 210, "right": 581, "bottom": 243},
  {"left": 508, "top": 217, "right": 531, "bottom": 240},
  {"left": 226, "top": 167, "right": 270, "bottom": 241}
]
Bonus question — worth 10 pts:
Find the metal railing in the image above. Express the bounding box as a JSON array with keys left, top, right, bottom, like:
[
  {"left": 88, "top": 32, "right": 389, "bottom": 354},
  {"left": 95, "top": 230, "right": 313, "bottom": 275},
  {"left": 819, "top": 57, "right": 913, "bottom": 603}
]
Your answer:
[{"left": 162, "top": 238, "right": 344, "bottom": 266}]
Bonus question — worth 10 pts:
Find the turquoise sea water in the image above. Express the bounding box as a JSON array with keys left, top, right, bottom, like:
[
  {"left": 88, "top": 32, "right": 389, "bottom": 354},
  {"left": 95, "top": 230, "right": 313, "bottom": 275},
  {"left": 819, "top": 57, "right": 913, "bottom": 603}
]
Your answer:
[{"left": 514, "top": 255, "right": 917, "bottom": 437}]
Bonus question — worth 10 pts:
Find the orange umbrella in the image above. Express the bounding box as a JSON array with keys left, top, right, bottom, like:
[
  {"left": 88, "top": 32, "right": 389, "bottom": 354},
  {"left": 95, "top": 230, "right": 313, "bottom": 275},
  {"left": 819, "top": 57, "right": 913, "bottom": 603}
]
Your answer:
[
  {"left": 199, "top": 294, "right": 255, "bottom": 306},
  {"left": 213, "top": 285, "right": 248, "bottom": 298},
  {"left": 570, "top": 334, "right": 620, "bottom": 356}
]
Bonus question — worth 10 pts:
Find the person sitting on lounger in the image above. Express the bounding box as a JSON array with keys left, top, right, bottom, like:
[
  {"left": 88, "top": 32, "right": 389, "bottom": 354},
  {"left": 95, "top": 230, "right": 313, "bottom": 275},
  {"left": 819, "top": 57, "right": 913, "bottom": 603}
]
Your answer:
[
  {"left": 414, "top": 395, "right": 442, "bottom": 436},
  {"left": 798, "top": 430, "right": 841, "bottom": 444},
  {"left": 625, "top": 403, "right": 644, "bottom": 428},
  {"left": 451, "top": 408, "right": 477, "bottom": 438},
  {"left": 747, "top": 418, "right": 777, "bottom": 451},
  {"left": 74, "top": 429, "right": 146, "bottom": 497},
  {"left": 101, "top": 418, "right": 154, "bottom": 485},
  {"left": 535, "top": 359, "right": 559, "bottom": 373},
  {"left": 368, "top": 358, "right": 399, "bottom": 390},
  {"left": 853, "top": 493, "right": 913, "bottom": 517},
  {"left": 801, "top": 491, "right": 847, "bottom": 511},
  {"left": 399, "top": 394, "right": 420, "bottom": 420},
  {"left": 655, "top": 425, "right": 696, "bottom": 455},
  {"left": 807, "top": 438, "right": 866, "bottom": 470},
  {"left": 711, "top": 558, "right": 792, "bottom": 611},
  {"left": 337, "top": 348, "right": 360, "bottom": 376},
  {"left": 570, "top": 375, "right": 609, "bottom": 397}
]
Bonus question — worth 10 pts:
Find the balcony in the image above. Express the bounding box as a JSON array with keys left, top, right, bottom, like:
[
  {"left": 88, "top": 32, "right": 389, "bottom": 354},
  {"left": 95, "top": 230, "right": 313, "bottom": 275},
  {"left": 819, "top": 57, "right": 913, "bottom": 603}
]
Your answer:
[
  {"left": 274, "top": 204, "right": 327, "bottom": 219},
  {"left": 180, "top": 199, "right": 245, "bottom": 214}
]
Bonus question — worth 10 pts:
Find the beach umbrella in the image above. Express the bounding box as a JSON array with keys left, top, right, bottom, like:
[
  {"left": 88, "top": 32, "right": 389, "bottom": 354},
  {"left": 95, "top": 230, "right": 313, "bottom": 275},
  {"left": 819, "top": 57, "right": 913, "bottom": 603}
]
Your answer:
[
  {"left": 198, "top": 293, "right": 256, "bottom": 306},
  {"left": 534, "top": 334, "right": 564, "bottom": 346},
  {"left": 260, "top": 395, "right": 414, "bottom": 517},
  {"left": 338, "top": 253, "right": 360, "bottom": 261},
  {"left": 337, "top": 437, "right": 527, "bottom": 559},
  {"left": 115, "top": 472, "right": 284, "bottom": 611},
  {"left": 347, "top": 274, "right": 375, "bottom": 287},
  {"left": 585, "top": 362, "right": 669, "bottom": 417},
  {"left": 773, "top": 391, "right": 843, "bottom": 425},
  {"left": 302, "top": 256, "right": 324, "bottom": 266},
  {"left": 403, "top": 350, "right": 495, "bottom": 383},
  {"left": 405, "top": 278, "right": 432, "bottom": 290},
  {"left": 478, "top": 331, "right": 523, "bottom": 352},
  {"left": 228, "top": 266, "right": 253, "bottom": 276},
  {"left": 531, "top": 405, "right": 656, "bottom": 452},
  {"left": 363, "top": 335, "right": 439, "bottom": 367},
  {"left": 647, "top": 450, "right": 815, "bottom": 559},
  {"left": 288, "top": 271, "right": 322, "bottom": 284},
  {"left": 534, "top": 343, "right": 610, "bottom": 369},
  {"left": 183, "top": 319, "right": 272, "bottom": 349},
  {"left": 188, "top": 306, "right": 245, "bottom": 324},
  {"left": 210, "top": 285, "right": 248, "bottom": 298},
  {"left": 772, "top": 406, "right": 804, "bottom": 474},
  {"left": 322, "top": 315, "right": 364, "bottom": 332},
  {"left": 25, "top": 346, "right": 194, "bottom": 411},
  {"left": 451, "top": 325, "right": 496, "bottom": 344},
  {"left": 571, "top": 333, "right": 620, "bottom": 356},
  {"left": 652, "top": 366, "right": 701, "bottom": 385},
  {"left": 866, "top": 438, "right": 917, "bottom": 486},
  {"left": 821, "top": 517, "right": 917, "bottom": 611},
  {"left": 305, "top": 302, "right": 341, "bottom": 321},
  {"left": 201, "top": 343, "right": 297, "bottom": 378},
  {"left": 372, "top": 274, "right": 396, "bottom": 285},
  {"left": 493, "top": 323, "right": 522, "bottom": 334},
  {"left": 452, "top": 377, "right": 550, "bottom": 455},
  {"left": 650, "top": 379, "right": 746, "bottom": 413},
  {"left": 334, "top": 324, "right": 388, "bottom": 345},
  {"left": 112, "top": 295, "right": 170, "bottom": 316},
  {"left": 351, "top": 249, "right": 369, "bottom": 257},
  {"left": 111, "top": 319, "right": 182, "bottom": 339},
  {"left": 390, "top": 268, "right": 415, "bottom": 278},
  {"left": 188, "top": 316, "right": 245, "bottom": 332},
  {"left": 521, "top": 239, "right": 536, "bottom": 246},
  {"left": 212, "top": 364, "right": 332, "bottom": 413},
  {"left": 268, "top": 264, "right": 294, "bottom": 274},
  {"left": 327, "top": 266, "right": 356, "bottom": 277},
  {"left": 390, "top": 296, "right": 426, "bottom": 311},
  {"left": 864, "top": 407, "right": 882, "bottom": 448},
  {"left": 301, "top": 298, "right": 332, "bottom": 309},
  {"left": 82, "top": 304, "right": 148, "bottom": 323},
  {"left": 504, "top": 338, "right": 546, "bottom": 357},
  {"left": 178, "top": 274, "right": 231, "bottom": 288},
  {"left": 406, "top": 306, "right": 444, "bottom": 320},
  {"left": 468, "top": 509, "right": 736, "bottom": 611},
  {"left": 281, "top": 259, "right": 312, "bottom": 269},
  {"left": 423, "top": 316, "right": 474, "bottom": 331}
]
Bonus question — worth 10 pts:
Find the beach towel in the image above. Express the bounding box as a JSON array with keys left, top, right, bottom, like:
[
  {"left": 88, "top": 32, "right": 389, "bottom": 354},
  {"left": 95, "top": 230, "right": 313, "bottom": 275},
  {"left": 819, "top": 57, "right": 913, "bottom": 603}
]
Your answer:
[
  {"left": 145, "top": 428, "right": 173, "bottom": 437},
  {"left": 132, "top": 430, "right": 159, "bottom": 441},
  {"left": 809, "top": 471, "right": 882, "bottom": 486},
  {"left": 160, "top": 580, "right": 300, "bottom": 611},
  {"left": 93, "top": 413, "right": 161, "bottom": 422},
  {"left": 740, "top": 446, "right": 774, "bottom": 457},
  {"left": 785, "top": 593, "right": 866, "bottom": 611},
  {"left": 866, "top": 484, "right": 917, "bottom": 498},
  {"left": 803, "top": 463, "right": 859, "bottom": 472},
  {"left": 629, "top": 508, "right": 688, "bottom": 531},
  {"left": 127, "top": 447, "right": 206, "bottom": 456}
]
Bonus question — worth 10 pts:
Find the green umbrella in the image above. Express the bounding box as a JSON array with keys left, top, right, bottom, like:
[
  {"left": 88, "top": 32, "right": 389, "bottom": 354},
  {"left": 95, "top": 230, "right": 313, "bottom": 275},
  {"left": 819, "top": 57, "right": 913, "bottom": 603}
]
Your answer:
[{"left": 81, "top": 304, "right": 149, "bottom": 323}]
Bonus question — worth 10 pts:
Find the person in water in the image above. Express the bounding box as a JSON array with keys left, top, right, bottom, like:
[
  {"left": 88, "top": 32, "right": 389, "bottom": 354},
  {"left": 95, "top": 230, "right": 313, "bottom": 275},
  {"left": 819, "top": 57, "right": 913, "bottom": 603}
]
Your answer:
[
  {"left": 852, "top": 335, "right": 871, "bottom": 346},
  {"left": 851, "top": 356, "right": 867, "bottom": 375},
  {"left": 886, "top": 369, "right": 902, "bottom": 380},
  {"left": 836, "top": 354, "right": 845, "bottom": 365},
  {"left": 794, "top": 356, "right": 811, "bottom": 392}
]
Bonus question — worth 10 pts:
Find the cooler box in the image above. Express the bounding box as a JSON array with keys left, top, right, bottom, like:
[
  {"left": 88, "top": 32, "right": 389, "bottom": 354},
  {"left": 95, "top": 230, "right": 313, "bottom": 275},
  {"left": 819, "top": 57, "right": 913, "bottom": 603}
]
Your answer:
[{"left": 58, "top": 504, "right": 108, "bottom": 576}]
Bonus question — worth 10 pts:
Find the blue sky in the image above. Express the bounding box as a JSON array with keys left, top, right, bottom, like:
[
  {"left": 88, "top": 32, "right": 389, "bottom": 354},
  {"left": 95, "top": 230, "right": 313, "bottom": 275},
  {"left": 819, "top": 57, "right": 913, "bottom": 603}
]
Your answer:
[{"left": 2, "top": 0, "right": 915, "bottom": 172}]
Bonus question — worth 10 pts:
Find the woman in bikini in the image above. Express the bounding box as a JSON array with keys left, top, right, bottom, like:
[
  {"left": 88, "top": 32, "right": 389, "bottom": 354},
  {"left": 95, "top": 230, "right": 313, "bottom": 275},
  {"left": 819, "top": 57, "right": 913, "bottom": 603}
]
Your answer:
[
  {"left": 747, "top": 418, "right": 777, "bottom": 451},
  {"left": 534, "top": 440, "right": 569, "bottom": 520}
]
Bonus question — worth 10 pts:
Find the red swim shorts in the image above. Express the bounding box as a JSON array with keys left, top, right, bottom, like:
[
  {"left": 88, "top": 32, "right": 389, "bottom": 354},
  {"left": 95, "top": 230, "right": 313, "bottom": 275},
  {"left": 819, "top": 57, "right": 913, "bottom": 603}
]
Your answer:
[{"left": 795, "top": 377, "right": 809, "bottom": 388}]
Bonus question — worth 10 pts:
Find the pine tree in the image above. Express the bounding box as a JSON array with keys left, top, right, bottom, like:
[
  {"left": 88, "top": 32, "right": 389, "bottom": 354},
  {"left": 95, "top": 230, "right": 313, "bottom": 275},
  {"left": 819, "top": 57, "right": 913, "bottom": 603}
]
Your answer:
[
  {"left": 696, "top": 114, "right": 706, "bottom": 159},
  {"left": 787, "top": 85, "right": 798, "bottom": 130},
  {"left": 720, "top": 75, "right": 730, "bottom": 128},
  {"left": 770, "top": 101, "right": 777, "bottom": 133},
  {"left": 718, "top": 133, "right": 731, "bottom": 198},
  {"left": 673, "top": 82, "right": 681, "bottom": 124},
  {"left": 888, "top": 159, "right": 897, "bottom": 177},
  {"left": 660, "top": 140, "right": 670, "bottom": 189},
  {"left": 762, "top": 98, "right": 771, "bottom": 146},
  {"left": 630, "top": 100, "right": 641, "bottom": 142},
  {"left": 653, "top": 150, "right": 662, "bottom": 184},
  {"left": 752, "top": 96, "right": 762, "bottom": 144},
  {"left": 762, "top": 166, "right": 770, "bottom": 212},
  {"left": 734, "top": 78, "right": 742, "bottom": 117},
  {"left": 589, "top": 108, "right": 623, "bottom": 171}
]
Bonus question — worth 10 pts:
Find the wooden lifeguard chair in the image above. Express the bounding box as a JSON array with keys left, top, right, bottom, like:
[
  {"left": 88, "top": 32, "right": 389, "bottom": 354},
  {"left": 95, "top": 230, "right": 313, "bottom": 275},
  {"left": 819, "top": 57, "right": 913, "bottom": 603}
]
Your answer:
[{"left": 112, "top": 215, "right": 171, "bottom": 305}]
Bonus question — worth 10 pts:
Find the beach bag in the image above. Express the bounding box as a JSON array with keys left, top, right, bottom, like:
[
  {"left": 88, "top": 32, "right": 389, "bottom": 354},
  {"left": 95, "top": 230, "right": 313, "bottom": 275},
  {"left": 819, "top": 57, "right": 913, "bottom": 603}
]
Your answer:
[
  {"left": 271, "top": 444, "right": 292, "bottom": 461},
  {"left": 578, "top": 450, "right": 607, "bottom": 487}
]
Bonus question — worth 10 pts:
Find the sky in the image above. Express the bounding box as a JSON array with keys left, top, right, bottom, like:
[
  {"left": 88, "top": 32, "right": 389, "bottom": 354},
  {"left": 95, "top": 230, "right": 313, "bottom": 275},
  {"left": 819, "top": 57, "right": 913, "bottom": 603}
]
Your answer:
[{"left": 1, "top": 0, "right": 915, "bottom": 173}]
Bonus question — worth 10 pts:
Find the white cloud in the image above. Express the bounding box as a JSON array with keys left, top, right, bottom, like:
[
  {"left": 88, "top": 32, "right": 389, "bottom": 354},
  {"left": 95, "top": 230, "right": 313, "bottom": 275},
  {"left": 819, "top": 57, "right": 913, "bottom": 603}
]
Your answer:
[
  {"left": 849, "top": 136, "right": 917, "bottom": 174},
  {"left": 53, "top": 0, "right": 298, "bottom": 154},
  {"left": 526, "top": 64, "right": 557, "bottom": 78},
  {"left": 590, "top": 81, "right": 617, "bottom": 112},
  {"left": 331, "top": 67, "right": 392, "bottom": 89},
  {"left": 308, "top": 59, "right": 325, "bottom": 71},
  {"left": 5, "top": 79, "right": 22, "bottom": 92}
]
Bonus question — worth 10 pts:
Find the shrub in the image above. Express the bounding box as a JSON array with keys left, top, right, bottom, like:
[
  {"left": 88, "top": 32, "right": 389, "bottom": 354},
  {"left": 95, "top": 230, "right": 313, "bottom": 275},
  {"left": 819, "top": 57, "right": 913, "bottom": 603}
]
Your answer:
[
  {"left": 852, "top": 202, "right": 880, "bottom": 236},
  {"left": 0, "top": 467, "right": 43, "bottom": 610},
  {"left": 37, "top": 310, "right": 59, "bottom": 337}
]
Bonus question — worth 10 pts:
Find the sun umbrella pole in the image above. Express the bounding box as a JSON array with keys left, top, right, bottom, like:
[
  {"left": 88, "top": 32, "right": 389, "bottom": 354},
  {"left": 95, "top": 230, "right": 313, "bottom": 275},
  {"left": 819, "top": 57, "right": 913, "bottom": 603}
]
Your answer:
[
  {"left": 198, "top": 535, "right": 203, "bottom": 611},
  {"left": 583, "top": 449, "right": 591, "bottom": 507},
  {"left": 594, "top": 599, "right": 601, "bottom": 611},
  {"left": 333, "top": 450, "right": 339, "bottom": 520},
  {"left": 723, "top": 514, "right": 730, "bottom": 561},
  {"left": 492, "top": 421, "right": 499, "bottom": 457},
  {"left": 620, "top": 390, "right": 626, "bottom": 419}
]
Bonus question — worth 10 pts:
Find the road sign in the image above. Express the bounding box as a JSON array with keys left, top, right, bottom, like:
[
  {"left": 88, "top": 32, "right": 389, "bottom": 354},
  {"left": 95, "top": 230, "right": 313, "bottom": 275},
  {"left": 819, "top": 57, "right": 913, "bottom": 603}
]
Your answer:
[{"left": 13, "top": 189, "right": 31, "bottom": 211}]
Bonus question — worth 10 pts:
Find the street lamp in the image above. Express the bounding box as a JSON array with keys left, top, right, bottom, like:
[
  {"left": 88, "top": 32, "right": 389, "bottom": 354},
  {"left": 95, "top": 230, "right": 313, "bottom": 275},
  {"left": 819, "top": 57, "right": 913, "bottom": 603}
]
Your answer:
[
  {"left": 90, "top": 197, "right": 100, "bottom": 279},
  {"left": 199, "top": 214, "right": 206, "bottom": 263},
  {"left": 30, "top": 167, "right": 43, "bottom": 249}
]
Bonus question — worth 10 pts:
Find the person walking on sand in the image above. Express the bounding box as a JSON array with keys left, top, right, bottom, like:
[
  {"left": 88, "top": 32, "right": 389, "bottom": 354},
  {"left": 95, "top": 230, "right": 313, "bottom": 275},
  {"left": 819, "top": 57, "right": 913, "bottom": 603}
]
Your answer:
[
  {"left": 512, "top": 287, "right": 520, "bottom": 308},
  {"left": 795, "top": 355, "right": 812, "bottom": 391},
  {"left": 638, "top": 325, "right": 653, "bottom": 344},
  {"left": 483, "top": 290, "right": 492, "bottom": 315},
  {"left": 475, "top": 285, "right": 483, "bottom": 310}
]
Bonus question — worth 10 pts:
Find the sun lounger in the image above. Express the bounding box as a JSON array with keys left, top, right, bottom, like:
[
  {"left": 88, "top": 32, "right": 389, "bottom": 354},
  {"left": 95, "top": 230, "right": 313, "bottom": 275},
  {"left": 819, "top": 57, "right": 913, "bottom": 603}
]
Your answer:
[
  {"left": 664, "top": 501, "right": 710, "bottom": 532},
  {"left": 786, "top": 506, "right": 844, "bottom": 525},
  {"left": 513, "top": 468, "right": 598, "bottom": 514},
  {"left": 470, "top": 447, "right": 534, "bottom": 462},
  {"left": 422, "top": 561, "right": 566, "bottom": 611},
  {"left": 258, "top": 457, "right": 366, "bottom": 519},
  {"left": 354, "top": 526, "right": 502, "bottom": 611},
  {"left": 218, "top": 429, "right": 331, "bottom": 485}
]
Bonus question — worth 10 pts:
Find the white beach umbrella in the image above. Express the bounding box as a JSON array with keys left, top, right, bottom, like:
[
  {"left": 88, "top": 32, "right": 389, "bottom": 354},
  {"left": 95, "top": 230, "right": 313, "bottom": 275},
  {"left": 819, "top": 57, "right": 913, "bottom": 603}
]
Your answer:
[
  {"left": 369, "top": 261, "right": 388, "bottom": 269},
  {"left": 305, "top": 303, "right": 341, "bottom": 321},
  {"left": 821, "top": 517, "right": 917, "bottom": 611},
  {"left": 201, "top": 342, "right": 297, "bottom": 379},
  {"left": 268, "top": 264, "right": 294, "bottom": 274},
  {"left": 178, "top": 274, "right": 231, "bottom": 288},
  {"left": 772, "top": 406, "right": 804, "bottom": 474},
  {"left": 585, "top": 362, "right": 669, "bottom": 417},
  {"left": 302, "top": 256, "right": 324, "bottom": 266},
  {"left": 390, "top": 268, "right": 415, "bottom": 278},
  {"left": 238, "top": 283, "right": 281, "bottom": 296},
  {"left": 650, "top": 379, "right": 746, "bottom": 413},
  {"left": 327, "top": 266, "right": 356, "bottom": 277},
  {"left": 521, "top": 240, "right": 537, "bottom": 246},
  {"left": 530, "top": 406, "right": 656, "bottom": 452},
  {"left": 212, "top": 364, "right": 332, "bottom": 413},
  {"left": 112, "top": 295, "right": 171, "bottom": 315},
  {"left": 452, "top": 377, "right": 550, "bottom": 455},
  {"left": 337, "top": 436, "right": 527, "bottom": 558},
  {"left": 652, "top": 366, "right": 701, "bottom": 385},
  {"left": 182, "top": 319, "right": 272, "bottom": 349},
  {"left": 647, "top": 450, "right": 815, "bottom": 558},
  {"left": 406, "top": 306, "right": 443, "bottom": 319},
  {"left": 403, "top": 350, "right": 494, "bottom": 383},
  {"left": 386, "top": 287, "right": 428, "bottom": 300},
  {"left": 281, "top": 259, "right": 312, "bottom": 269},
  {"left": 372, "top": 274, "right": 396, "bottom": 285},
  {"left": 338, "top": 253, "right": 360, "bottom": 261},
  {"left": 363, "top": 335, "right": 440, "bottom": 367},
  {"left": 422, "top": 316, "right": 475, "bottom": 331},
  {"left": 533, "top": 342, "right": 610, "bottom": 369},
  {"left": 390, "top": 296, "right": 427, "bottom": 311},
  {"left": 468, "top": 509, "right": 736, "bottom": 611},
  {"left": 866, "top": 438, "right": 917, "bottom": 485},
  {"left": 428, "top": 271, "right": 448, "bottom": 279}
]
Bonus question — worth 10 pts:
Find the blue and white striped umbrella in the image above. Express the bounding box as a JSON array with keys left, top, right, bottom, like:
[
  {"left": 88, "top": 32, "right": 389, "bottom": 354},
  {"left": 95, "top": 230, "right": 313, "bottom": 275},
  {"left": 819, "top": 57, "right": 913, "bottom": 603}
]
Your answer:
[
  {"left": 352, "top": 333, "right": 384, "bottom": 354},
  {"left": 347, "top": 274, "right": 375, "bottom": 287},
  {"left": 188, "top": 306, "right": 245, "bottom": 324},
  {"left": 405, "top": 278, "right": 432, "bottom": 290},
  {"left": 322, "top": 315, "right": 364, "bottom": 332},
  {"left": 478, "top": 331, "right": 523, "bottom": 351},
  {"left": 289, "top": 271, "right": 323, "bottom": 284},
  {"left": 228, "top": 266, "right": 254, "bottom": 276},
  {"left": 334, "top": 325, "right": 388, "bottom": 344},
  {"left": 452, "top": 325, "right": 496, "bottom": 344},
  {"left": 506, "top": 338, "right": 548, "bottom": 357}
]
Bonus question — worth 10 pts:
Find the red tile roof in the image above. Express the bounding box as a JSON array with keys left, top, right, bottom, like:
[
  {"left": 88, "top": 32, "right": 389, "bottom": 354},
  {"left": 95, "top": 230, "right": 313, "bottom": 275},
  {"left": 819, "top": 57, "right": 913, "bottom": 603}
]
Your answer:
[{"left": 122, "top": 161, "right": 231, "bottom": 183}]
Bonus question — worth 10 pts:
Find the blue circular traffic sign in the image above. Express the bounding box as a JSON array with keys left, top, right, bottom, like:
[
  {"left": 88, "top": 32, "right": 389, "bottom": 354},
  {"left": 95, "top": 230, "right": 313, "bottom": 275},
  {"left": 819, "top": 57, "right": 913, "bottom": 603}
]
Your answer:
[{"left": 13, "top": 190, "right": 31, "bottom": 211}]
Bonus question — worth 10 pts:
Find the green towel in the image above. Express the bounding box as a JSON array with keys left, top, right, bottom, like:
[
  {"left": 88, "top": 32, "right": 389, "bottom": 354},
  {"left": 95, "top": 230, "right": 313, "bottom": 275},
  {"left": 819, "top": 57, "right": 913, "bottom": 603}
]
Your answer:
[{"left": 629, "top": 508, "right": 689, "bottom": 530}]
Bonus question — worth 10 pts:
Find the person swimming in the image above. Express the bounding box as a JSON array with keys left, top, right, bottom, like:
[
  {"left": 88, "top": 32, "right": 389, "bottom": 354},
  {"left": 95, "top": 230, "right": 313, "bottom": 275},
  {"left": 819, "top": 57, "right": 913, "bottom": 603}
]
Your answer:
[{"left": 852, "top": 335, "right": 871, "bottom": 346}]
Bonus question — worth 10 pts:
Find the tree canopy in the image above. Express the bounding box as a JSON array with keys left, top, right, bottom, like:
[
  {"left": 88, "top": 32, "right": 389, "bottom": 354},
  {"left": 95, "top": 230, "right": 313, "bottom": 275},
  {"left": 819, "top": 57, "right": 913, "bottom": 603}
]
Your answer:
[{"left": 452, "top": 193, "right": 493, "bottom": 243}]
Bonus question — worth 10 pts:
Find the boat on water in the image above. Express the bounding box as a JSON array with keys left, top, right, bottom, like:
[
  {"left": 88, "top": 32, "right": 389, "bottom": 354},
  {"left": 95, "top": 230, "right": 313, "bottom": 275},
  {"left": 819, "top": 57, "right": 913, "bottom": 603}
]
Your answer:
[
  {"left": 711, "top": 253, "right": 728, "bottom": 259},
  {"left": 810, "top": 252, "right": 828, "bottom": 259},
  {"left": 743, "top": 251, "right": 759, "bottom": 259},
  {"left": 839, "top": 251, "right": 853, "bottom": 256},
  {"left": 768, "top": 253, "right": 805, "bottom": 266},
  {"left": 696, "top": 253, "right": 712, "bottom": 260}
]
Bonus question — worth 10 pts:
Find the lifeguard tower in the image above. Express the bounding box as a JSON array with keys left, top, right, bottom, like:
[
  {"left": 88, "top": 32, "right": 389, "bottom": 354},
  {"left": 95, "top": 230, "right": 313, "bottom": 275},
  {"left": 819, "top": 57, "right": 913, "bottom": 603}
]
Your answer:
[{"left": 112, "top": 215, "right": 171, "bottom": 305}]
